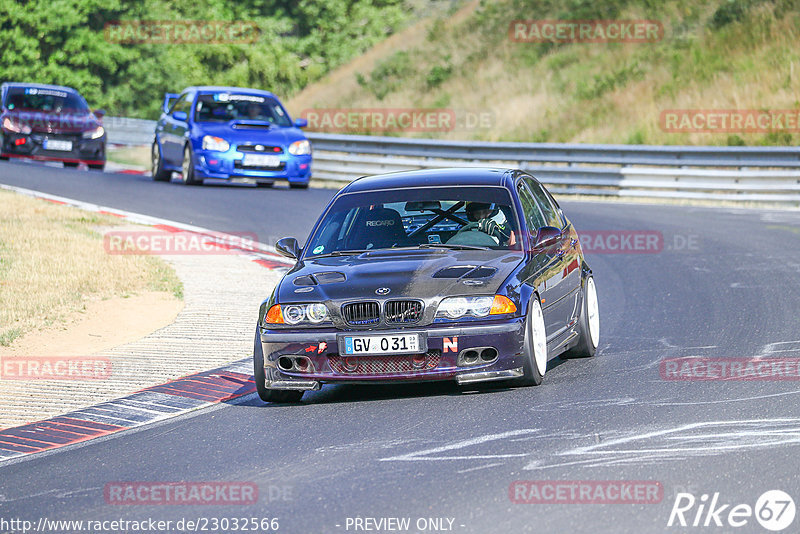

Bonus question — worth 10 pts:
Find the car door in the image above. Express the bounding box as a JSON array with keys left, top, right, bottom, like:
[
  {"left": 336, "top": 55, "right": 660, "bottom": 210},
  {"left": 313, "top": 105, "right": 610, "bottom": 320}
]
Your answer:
[
  {"left": 524, "top": 175, "right": 582, "bottom": 331},
  {"left": 516, "top": 179, "right": 564, "bottom": 337},
  {"left": 160, "top": 93, "right": 190, "bottom": 164}
]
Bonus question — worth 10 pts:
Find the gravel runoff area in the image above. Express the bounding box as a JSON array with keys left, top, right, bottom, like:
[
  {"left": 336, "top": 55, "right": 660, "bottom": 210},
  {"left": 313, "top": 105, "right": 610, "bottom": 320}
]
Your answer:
[{"left": 0, "top": 253, "right": 285, "bottom": 429}]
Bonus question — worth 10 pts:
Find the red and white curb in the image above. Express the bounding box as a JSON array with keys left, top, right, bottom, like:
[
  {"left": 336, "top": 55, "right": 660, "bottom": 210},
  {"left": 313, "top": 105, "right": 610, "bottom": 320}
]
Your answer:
[
  {"left": 0, "top": 185, "right": 294, "bottom": 462},
  {"left": 0, "top": 184, "right": 294, "bottom": 270},
  {"left": 0, "top": 358, "right": 256, "bottom": 462}
]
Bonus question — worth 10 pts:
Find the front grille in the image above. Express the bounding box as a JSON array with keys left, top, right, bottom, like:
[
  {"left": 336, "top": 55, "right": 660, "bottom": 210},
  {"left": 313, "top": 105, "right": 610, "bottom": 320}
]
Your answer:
[
  {"left": 329, "top": 351, "right": 440, "bottom": 375},
  {"left": 385, "top": 300, "right": 423, "bottom": 324},
  {"left": 237, "top": 144, "right": 283, "bottom": 153},
  {"left": 342, "top": 301, "right": 380, "bottom": 326}
]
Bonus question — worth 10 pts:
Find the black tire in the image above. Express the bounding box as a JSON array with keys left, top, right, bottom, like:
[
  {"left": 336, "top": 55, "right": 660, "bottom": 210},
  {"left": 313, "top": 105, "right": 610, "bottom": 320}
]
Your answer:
[
  {"left": 253, "top": 328, "right": 304, "bottom": 403},
  {"left": 63, "top": 161, "right": 79, "bottom": 168},
  {"left": 562, "top": 276, "right": 599, "bottom": 359},
  {"left": 88, "top": 163, "right": 105, "bottom": 171},
  {"left": 180, "top": 144, "right": 201, "bottom": 186},
  {"left": 515, "top": 297, "right": 547, "bottom": 386},
  {"left": 289, "top": 182, "right": 309, "bottom": 189},
  {"left": 256, "top": 182, "right": 274, "bottom": 188},
  {"left": 151, "top": 142, "right": 171, "bottom": 181},
  {"left": 0, "top": 156, "right": 8, "bottom": 161}
]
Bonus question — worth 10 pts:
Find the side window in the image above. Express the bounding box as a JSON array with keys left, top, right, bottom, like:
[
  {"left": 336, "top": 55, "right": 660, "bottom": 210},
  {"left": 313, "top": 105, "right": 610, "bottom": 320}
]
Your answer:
[
  {"left": 517, "top": 182, "right": 546, "bottom": 231},
  {"left": 524, "top": 177, "right": 562, "bottom": 229},
  {"left": 172, "top": 94, "right": 192, "bottom": 115}
]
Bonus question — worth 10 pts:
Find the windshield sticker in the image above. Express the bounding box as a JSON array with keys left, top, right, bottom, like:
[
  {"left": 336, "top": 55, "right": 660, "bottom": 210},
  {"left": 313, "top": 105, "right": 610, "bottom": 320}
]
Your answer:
[
  {"left": 212, "top": 93, "right": 265, "bottom": 103},
  {"left": 428, "top": 234, "right": 442, "bottom": 244},
  {"left": 24, "top": 88, "right": 68, "bottom": 98},
  {"left": 313, "top": 245, "right": 325, "bottom": 254}
]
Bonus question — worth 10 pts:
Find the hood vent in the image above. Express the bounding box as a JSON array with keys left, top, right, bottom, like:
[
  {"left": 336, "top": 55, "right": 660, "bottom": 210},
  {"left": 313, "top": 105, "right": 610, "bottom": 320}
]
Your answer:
[
  {"left": 433, "top": 265, "right": 497, "bottom": 279},
  {"left": 292, "top": 272, "right": 346, "bottom": 286},
  {"left": 314, "top": 271, "right": 346, "bottom": 284}
]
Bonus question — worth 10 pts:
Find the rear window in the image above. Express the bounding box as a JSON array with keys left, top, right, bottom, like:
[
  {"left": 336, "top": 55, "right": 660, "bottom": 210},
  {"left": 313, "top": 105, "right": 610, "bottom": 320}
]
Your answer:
[
  {"left": 4, "top": 87, "right": 88, "bottom": 113},
  {"left": 305, "top": 186, "right": 523, "bottom": 256},
  {"left": 194, "top": 93, "right": 292, "bottom": 126}
]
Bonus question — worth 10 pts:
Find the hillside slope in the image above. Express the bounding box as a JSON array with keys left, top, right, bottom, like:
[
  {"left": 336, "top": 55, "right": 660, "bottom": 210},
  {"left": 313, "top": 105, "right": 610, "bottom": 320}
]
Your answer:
[{"left": 287, "top": 0, "right": 800, "bottom": 146}]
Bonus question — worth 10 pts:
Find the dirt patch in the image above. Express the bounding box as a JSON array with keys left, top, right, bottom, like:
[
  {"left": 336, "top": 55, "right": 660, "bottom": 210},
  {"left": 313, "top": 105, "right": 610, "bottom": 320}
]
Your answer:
[{"left": 0, "top": 291, "right": 183, "bottom": 357}]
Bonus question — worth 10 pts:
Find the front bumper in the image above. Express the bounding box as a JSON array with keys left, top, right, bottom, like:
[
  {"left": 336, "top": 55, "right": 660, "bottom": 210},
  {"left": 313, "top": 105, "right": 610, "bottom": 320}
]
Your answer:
[
  {"left": 259, "top": 318, "right": 526, "bottom": 390},
  {"left": 1, "top": 131, "right": 105, "bottom": 165},
  {"left": 194, "top": 149, "right": 311, "bottom": 184}
]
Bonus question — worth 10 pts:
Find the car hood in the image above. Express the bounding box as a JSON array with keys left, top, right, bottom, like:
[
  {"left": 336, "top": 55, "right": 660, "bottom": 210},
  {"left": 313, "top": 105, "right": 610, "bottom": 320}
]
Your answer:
[
  {"left": 277, "top": 249, "right": 524, "bottom": 304},
  {"left": 2, "top": 110, "right": 100, "bottom": 134},
  {"left": 195, "top": 121, "right": 306, "bottom": 147}
]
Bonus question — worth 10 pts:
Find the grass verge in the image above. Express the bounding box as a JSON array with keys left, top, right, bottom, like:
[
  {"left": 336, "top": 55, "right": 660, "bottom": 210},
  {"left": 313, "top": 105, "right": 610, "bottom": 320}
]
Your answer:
[{"left": 0, "top": 189, "right": 182, "bottom": 346}]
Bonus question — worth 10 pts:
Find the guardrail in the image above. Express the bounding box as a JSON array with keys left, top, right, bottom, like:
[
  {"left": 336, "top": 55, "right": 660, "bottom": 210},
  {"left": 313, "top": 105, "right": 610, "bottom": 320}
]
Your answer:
[{"left": 105, "top": 118, "right": 800, "bottom": 204}]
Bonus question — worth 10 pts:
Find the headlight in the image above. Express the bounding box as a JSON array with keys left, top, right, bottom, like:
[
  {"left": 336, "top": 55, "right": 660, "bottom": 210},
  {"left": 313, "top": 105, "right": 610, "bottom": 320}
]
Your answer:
[
  {"left": 436, "top": 295, "right": 517, "bottom": 320},
  {"left": 82, "top": 126, "right": 104, "bottom": 139},
  {"left": 288, "top": 139, "right": 311, "bottom": 155},
  {"left": 2, "top": 117, "right": 31, "bottom": 134},
  {"left": 265, "top": 303, "right": 330, "bottom": 326},
  {"left": 202, "top": 135, "right": 229, "bottom": 152}
]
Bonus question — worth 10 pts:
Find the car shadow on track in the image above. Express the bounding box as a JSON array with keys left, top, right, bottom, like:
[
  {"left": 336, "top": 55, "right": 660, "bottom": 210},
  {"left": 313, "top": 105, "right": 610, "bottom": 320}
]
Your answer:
[{"left": 236, "top": 357, "right": 570, "bottom": 407}]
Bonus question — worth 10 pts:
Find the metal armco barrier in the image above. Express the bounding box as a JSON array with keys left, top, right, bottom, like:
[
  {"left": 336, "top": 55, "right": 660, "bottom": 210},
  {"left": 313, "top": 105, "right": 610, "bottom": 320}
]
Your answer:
[{"left": 105, "top": 118, "right": 800, "bottom": 204}]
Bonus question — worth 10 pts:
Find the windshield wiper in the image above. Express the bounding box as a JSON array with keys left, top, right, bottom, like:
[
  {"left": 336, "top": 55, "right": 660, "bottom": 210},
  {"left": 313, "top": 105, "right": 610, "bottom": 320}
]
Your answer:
[
  {"left": 311, "top": 249, "right": 372, "bottom": 258},
  {"left": 417, "top": 243, "right": 491, "bottom": 251}
]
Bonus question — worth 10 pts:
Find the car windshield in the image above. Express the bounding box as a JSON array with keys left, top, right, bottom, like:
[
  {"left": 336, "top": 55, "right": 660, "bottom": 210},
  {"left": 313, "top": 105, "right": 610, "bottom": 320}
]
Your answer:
[
  {"left": 305, "top": 186, "right": 522, "bottom": 257},
  {"left": 4, "top": 87, "right": 88, "bottom": 113},
  {"left": 194, "top": 93, "right": 292, "bottom": 126}
]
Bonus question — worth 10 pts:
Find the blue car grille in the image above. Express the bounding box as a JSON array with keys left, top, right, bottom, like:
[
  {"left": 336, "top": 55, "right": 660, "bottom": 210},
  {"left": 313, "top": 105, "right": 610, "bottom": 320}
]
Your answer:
[
  {"left": 342, "top": 302, "right": 380, "bottom": 326},
  {"left": 238, "top": 144, "right": 283, "bottom": 153}
]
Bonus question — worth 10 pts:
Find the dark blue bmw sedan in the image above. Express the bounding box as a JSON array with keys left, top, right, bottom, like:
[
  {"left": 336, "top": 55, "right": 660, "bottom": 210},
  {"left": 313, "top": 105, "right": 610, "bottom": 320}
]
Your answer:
[
  {"left": 152, "top": 86, "right": 311, "bottom": 188},
  {"left": 253, "top": 168, "right": 600, "bottom": 402}
]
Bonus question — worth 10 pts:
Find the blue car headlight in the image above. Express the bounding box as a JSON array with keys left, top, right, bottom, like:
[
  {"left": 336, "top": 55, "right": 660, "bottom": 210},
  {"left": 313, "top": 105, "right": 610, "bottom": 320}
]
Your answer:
[
  {"left": 288, "top": 139, "right": 311, "bottom": 155},
  {"left": 202, "top": 135, "right": 230, "bottom": 152}
]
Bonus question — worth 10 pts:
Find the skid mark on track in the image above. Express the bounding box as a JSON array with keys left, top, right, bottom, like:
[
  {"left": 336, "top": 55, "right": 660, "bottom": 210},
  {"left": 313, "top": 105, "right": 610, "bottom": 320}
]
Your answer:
[
  {"left": 524, "top": 418, "right": 800, "bottom": 470},
  {"left": 379, "top": 429, "right": 539, "bottom": 462}
]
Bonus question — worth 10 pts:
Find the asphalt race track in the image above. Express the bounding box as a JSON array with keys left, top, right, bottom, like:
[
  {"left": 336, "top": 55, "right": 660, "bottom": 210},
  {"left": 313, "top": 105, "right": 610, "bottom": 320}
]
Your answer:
[{"left": 2, "top": 160, "right": 800, "bottom": 533}]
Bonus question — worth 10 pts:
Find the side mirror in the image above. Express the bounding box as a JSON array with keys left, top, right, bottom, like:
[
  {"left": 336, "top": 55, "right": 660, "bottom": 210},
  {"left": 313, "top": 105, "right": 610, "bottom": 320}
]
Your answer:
[
  {"left": 162, "top": 93, "right": 179, "bottom": 113},
  {"left": 275, "top": 237, "right": 301, "bottom": 260},
  {"left": 532, "top": 226, "right": 562, "bottom": 250},
  {"left": 172, "top": 110, "right": 188, "bottom": 122},
  {"left": 294, "top": 118, "right": 308, "bottom": 128},
  {"left": 93, "top": 109, "right": 106, "bottom": 119}
]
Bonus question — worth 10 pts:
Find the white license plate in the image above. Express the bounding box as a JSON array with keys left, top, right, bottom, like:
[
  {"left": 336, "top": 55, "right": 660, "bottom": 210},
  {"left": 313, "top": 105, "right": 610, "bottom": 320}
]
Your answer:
[
  {"left": 242, "top": 154, "right": 281, "bottom": 167},
  {"left": 43, "top": 139, "right": 72, "bottom": 151},
  {"left": 343, "top": 334, "right": 420, "bottom": 355}
]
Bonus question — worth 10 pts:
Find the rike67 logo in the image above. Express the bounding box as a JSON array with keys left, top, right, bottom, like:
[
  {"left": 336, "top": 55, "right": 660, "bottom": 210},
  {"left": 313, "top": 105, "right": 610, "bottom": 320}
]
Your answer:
[{"left": 668, "top": 490, "right": 795, "bottom": 531}]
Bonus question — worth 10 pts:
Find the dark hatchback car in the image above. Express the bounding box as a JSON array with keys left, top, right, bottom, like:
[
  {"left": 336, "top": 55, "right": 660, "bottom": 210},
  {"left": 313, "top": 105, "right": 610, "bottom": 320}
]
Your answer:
[
  {"left": 254, "top": 168, "right": 599, "bottom": 402},
  {"left": 0, "top": 82, "right": 106, "bottom": 169}
]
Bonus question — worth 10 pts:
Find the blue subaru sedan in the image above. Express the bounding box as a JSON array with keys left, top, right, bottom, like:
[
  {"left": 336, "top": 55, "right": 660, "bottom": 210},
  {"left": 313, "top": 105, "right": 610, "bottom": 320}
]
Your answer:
[{"left": 151, "top": 86, "right": 311, "bottom": 188}]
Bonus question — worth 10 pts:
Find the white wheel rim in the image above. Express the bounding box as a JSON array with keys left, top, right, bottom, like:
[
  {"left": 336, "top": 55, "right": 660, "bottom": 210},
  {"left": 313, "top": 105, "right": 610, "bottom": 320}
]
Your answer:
[
  {"left": 586, "top": 277, "right": 600, "bottom": 349},
  {"left": 182, "top": 150, "right": 190, "bottom": 182},
  {"left": 531, "top": 299, "right": 547, "bottom": 375},
  {"left": 152, "top": 144, "right": 159, "bottom": 171}
]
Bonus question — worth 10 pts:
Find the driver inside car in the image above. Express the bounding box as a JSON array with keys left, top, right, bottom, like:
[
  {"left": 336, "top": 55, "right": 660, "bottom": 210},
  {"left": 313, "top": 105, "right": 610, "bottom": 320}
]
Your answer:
[{"left": 465, "top": 201, "right": 510, "bottom": 245}]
